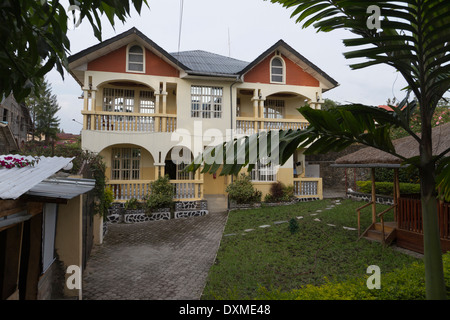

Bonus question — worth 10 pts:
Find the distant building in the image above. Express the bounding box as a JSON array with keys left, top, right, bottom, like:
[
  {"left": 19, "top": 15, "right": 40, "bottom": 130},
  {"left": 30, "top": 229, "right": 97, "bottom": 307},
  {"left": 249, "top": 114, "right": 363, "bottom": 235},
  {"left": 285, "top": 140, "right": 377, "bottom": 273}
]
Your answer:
[
  {"left": 0, "top": 94, "right": 32, "bottom": 150},
  {"left": 56, "top": 133, "right": 80, "bottom": 145}
]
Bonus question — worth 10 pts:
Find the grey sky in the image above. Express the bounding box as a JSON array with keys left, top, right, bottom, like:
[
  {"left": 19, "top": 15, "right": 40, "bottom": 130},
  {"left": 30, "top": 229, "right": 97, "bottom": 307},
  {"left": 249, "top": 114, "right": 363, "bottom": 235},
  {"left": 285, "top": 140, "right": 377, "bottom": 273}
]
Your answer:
[{"left": 48, "top": 0, "right": 407, "bottom": 134}]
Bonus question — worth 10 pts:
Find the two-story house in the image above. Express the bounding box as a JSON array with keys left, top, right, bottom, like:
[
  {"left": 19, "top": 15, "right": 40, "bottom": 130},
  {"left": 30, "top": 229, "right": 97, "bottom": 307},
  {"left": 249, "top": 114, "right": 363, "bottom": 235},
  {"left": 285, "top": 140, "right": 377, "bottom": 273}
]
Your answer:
[{"left": 68, "top": 27, "right": 338, "bottom": 211}]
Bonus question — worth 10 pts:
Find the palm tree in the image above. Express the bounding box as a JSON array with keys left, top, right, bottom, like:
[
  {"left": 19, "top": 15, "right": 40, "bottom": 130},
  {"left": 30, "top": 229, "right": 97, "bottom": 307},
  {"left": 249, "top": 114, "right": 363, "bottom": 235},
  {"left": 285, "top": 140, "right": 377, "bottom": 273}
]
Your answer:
[{"left": 188, "top": 0, "right": 449, "bottom": 299}]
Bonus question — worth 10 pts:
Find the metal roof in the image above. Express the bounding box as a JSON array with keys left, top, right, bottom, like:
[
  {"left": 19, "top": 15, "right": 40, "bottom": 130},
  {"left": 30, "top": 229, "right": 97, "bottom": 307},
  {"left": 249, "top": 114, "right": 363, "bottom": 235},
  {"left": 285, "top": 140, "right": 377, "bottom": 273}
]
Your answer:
[
  {"left": 26, "top": 177, "right": 96, "bottom": 200},
  {"left": 171, "top": 50, "right": 249, "bottom": 76},
  {"left": 0, "top": 155, "right": 74, "bottom": 200}
]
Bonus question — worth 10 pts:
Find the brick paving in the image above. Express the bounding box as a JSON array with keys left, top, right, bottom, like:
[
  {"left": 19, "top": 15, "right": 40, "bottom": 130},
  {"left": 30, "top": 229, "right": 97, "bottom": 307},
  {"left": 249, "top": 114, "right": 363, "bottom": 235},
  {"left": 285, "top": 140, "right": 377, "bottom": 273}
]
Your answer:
[{"left": 82, "top": 211, "right": 228, "bottom": 300}]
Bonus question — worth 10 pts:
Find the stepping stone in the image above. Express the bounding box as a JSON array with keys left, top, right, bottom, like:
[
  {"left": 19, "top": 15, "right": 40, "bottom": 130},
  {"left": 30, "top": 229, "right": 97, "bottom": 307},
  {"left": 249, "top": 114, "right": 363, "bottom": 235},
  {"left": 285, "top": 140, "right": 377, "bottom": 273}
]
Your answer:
[
  {"left": 343, "top": 226, "right": 357, "bottom": 231},
  {"left": 259, "top": 225, "right": 271, "bottom": 228},
  {"left": 316, "top": 210, "right": 322, "bottom": 212},
  {"left": 296, "top": 216, "right": 304, "bottom": 220},
  {"left": 224, "top": 233, "right": 236, "bottom": 237},
  {"left": 310, "top": 213, "right": 318, "bottom": 216},
  {"left": 327, "top": 224, "right": 336, "bottom": 227},
  {"left": 244, "top": 229, "right": 254, "bottom": 232},
  {"left": 273, "top": 221, "right": 288, "bottom": 225},
  {"left": 314, "top": 218, "right": 321, "bottom": 222}
]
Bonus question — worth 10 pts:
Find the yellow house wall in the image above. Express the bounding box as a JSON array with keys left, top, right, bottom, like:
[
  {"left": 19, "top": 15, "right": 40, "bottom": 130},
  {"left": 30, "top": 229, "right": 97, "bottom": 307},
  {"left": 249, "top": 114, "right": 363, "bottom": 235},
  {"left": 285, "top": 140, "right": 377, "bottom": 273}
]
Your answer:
[{"left": 54, "top": 195, "right": 82, "bottom": 298}]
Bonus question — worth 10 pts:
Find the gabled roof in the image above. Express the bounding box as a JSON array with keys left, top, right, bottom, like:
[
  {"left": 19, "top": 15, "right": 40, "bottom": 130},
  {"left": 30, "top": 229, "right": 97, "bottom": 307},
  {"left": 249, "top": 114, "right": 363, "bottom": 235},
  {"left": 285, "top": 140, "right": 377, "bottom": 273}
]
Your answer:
[
  {"left": 171, "top": 50, "right": 248, "bottom": 77},
  {"left": 68, "top": 27, "right": 189, "bottom": 70},
  {"left": 68, "top": 28, "right": 338, "bottom": 89}
]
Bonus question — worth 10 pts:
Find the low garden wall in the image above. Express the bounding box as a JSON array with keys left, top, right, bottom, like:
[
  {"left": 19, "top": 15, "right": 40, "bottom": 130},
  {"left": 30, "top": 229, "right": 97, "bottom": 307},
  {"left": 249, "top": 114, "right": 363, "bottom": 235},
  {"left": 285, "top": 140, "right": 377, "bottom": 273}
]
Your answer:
[
  {"left": 346, "top": 190, "right": 394, "bottom": 205},
  {"left": 105, "top": 200, "right": 209, "bottom": 225}
]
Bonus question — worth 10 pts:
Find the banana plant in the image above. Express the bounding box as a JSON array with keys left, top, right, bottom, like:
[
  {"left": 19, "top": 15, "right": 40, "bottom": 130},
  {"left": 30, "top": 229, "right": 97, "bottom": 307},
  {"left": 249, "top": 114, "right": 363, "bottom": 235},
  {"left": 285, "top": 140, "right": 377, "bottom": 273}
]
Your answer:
[{"left": 188, "top": 0, "right": 450, "bottom": 299}]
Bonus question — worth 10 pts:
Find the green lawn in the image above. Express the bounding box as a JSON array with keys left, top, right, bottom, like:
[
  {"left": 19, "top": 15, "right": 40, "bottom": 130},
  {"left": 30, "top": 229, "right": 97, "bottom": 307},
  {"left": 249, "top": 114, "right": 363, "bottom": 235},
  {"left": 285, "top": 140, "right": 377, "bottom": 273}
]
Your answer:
[{"left": 202, "top": 199, "right": 421, "bottom": 300}]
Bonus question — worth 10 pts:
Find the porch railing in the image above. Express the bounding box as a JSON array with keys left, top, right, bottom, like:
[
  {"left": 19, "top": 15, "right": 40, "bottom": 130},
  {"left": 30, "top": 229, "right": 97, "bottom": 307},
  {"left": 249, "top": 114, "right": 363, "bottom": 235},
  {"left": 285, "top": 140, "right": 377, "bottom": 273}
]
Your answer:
[
  {"left": 106, "top": 179, "right": 203, "bottom": 202},
  {"left": 293, "top": 177, "right": 323, "bottom": 199},
  {"left": 398, "top": 197, "right": 450, "bottom": 240},
  {"left": 236, "top": 117, "right": 308, "bottom": 134},
  {"left": 83, "top": 111, "right": 177, "bottom": 133}
]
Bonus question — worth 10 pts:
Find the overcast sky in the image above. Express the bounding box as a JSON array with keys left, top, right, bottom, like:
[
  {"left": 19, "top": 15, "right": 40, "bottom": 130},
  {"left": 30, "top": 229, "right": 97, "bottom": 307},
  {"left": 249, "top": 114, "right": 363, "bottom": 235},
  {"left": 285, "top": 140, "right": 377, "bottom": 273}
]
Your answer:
[{"left": 48, "top": 0, "right": 408, "bottom": 134}]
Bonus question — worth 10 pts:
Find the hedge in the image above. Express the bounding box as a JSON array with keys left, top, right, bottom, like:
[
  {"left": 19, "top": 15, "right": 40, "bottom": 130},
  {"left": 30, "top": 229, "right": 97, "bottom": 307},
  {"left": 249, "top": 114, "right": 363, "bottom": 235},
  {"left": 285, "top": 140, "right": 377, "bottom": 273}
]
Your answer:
[
  {"left": 255, "top": 252, "right": 450, "bottom": 300},
  {"left": 356, "top": 181, "right": 420, "bottom": 196}
]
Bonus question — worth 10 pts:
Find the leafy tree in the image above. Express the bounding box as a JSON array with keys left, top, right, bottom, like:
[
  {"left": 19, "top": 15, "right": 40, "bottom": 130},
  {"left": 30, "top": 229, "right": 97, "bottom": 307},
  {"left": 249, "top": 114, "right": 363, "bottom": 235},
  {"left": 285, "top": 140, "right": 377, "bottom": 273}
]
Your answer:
[
  {"left": 321, "top": 98, "right": 341, "bottom": 111},
  {"left": 0, "top": 0, "right": 148, "bottom": 102},
  {"left": 188, "top": 0, "right": 450, "bottom": 299}
]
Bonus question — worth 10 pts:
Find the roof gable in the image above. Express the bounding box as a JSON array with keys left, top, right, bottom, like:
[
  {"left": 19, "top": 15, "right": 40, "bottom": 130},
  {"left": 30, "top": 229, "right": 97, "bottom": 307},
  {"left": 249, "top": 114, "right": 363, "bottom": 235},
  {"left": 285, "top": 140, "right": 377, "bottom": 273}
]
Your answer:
[{"left": 240, "top": 40, "right": 338, "bottom": 91}]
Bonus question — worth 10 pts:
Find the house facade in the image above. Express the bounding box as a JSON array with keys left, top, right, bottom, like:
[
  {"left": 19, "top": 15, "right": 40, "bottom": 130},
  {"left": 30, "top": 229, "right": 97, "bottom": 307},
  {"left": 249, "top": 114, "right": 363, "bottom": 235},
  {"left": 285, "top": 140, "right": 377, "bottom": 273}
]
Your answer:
[{"left": 68, "top": 28, "right": 338, "bottom": 210}]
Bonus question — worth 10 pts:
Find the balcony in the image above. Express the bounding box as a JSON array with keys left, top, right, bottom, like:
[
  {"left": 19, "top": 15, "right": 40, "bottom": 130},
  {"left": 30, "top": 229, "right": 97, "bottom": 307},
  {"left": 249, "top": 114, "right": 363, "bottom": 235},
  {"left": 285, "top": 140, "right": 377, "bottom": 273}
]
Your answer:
[
  {"left": 236, "top": 117, "right": 308, "bottom": 134},
  {"left": 82, "top": 111, "right": 177, "bottom": 133}
]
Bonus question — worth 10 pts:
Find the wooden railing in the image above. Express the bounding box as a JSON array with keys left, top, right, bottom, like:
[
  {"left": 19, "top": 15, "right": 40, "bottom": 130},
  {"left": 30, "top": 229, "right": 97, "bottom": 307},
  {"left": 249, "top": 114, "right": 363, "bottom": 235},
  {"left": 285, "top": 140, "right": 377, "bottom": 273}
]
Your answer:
[
  {"left": 107, "top": 179, "right": 203, "bottom": 202},
  {"left": 378, "top": 204, "right": 397, "bottom": 245},
  {"left": 356, "top": 201, "right": 374, "bottom": 238},
  {"left": 398, "top": 197, "right": 450, "bottom": 240},
  {"left": 293, "top": 178, "right": 323, "bottom": 199},
  {"left": 83, "top": 111, "right": 177, "bottom": 133},
  {"left": 236, "top": 117, "right": 308, "bottom": 134}
]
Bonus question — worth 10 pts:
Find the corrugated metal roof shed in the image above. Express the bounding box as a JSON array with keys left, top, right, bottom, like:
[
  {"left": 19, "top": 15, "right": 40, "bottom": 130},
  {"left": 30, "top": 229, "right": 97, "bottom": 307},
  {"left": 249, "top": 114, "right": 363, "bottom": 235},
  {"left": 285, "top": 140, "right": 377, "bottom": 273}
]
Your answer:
[
  {"left": 0, "top": 155, "right": 74, "bottom": 200},
  {"left": 171, "top": 50, "right": 249, "bottom": 76},
  {"left": 26, "top": 178, "right": 95, "bottom": 200}
]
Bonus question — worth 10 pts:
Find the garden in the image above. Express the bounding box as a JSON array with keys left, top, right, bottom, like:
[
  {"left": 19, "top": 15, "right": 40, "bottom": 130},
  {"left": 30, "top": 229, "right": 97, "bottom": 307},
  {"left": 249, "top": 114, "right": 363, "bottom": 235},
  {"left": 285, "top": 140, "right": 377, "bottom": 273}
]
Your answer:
[{"left": 201, "top": 199, "right": 450, "bottom": 300}]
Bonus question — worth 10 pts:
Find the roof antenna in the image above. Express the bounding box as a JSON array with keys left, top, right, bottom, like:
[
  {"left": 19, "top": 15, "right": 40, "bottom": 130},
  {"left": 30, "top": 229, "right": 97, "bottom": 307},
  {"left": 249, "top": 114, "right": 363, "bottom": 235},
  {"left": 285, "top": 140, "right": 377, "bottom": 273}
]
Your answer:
[
  {"left": 178, "top": 0, "right": 184, "bottom": 55},
  {"left": 228, "top": 27, "right": 231, "bottom": 57}
]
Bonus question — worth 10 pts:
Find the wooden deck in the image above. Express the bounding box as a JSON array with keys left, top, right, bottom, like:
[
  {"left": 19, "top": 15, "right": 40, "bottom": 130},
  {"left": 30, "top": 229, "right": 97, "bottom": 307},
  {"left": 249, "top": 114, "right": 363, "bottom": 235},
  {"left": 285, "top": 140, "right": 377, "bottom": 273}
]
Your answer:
[{"left": 359, "top": 196, "right": 450, "bottom": 254}]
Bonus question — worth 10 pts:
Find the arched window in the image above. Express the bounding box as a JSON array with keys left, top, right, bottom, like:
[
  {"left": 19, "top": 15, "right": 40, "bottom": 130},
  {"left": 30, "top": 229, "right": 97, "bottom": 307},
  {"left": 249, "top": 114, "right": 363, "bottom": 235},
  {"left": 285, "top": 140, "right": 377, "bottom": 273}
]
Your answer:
[
  {"left": 271, "top": 57, "right": 284, "bottom": 83},
  {"left": 128, "top": 45, "right": 144, "bottom": 72}
]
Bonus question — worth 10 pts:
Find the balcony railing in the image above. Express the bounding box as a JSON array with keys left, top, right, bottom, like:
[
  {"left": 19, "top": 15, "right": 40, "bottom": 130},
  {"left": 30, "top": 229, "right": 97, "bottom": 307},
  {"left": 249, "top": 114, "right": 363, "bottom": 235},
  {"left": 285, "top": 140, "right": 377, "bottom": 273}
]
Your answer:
[
  {"left": 236, "top": 117, "right": 308, "bottom": 134},
  {"left": 106, "top": 179, "right": 203, "bottom": 202},
  {"left": 293, "top": 177, "right": 323, "bottom": 199},
  {"left": 83, "top": 111, "right": 177, "bottom": 133}
]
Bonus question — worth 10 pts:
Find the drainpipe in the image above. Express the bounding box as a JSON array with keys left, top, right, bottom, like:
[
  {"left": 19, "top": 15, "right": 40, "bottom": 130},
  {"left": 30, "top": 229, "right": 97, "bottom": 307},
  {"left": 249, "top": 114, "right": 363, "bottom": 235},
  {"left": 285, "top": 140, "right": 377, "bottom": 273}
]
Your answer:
[{"left": 228, "top": 75, "right": 242, "bottom": 209}]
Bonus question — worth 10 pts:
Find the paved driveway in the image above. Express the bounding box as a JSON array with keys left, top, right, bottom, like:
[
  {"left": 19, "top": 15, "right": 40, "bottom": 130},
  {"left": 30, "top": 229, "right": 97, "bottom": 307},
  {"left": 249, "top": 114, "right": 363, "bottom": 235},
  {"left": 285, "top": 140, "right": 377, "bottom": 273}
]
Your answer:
[{"left": 82, "top": 211, "right": 228, "bottom": 300}]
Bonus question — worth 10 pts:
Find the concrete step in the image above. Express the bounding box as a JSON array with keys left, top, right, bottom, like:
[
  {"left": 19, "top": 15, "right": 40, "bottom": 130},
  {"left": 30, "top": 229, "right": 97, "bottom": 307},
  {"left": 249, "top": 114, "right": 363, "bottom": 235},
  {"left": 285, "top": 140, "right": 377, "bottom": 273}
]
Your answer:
[{"left": 203, "top": 194, "right": 228, "bottom": 213}]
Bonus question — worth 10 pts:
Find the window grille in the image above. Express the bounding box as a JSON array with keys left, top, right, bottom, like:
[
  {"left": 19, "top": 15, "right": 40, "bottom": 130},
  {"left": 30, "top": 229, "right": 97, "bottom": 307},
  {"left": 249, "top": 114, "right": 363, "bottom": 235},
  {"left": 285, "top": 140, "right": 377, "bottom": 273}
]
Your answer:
[
  {"left": 264, "top": 99, "right": 284, "bottom": 119},
  {"left": 128, "top": 45, "right": 144, "bottom": 72},
  {"left": 112, "top": 148, "right": 141, "bottom": 180},
  {"left": 251, "top": 160, "right": 276, "bottom": 182},
  {"left": 191, "top": 86, "right": 223, "bottom": 118},
  {"left": 271, "top": 57, "right": 284, "bottom": 83},
  {"left": 103, "top": 88, "right": 135, "bottom": 113},
  {"left": 139, "top": 90, "right": 155, "bottom": 113}
]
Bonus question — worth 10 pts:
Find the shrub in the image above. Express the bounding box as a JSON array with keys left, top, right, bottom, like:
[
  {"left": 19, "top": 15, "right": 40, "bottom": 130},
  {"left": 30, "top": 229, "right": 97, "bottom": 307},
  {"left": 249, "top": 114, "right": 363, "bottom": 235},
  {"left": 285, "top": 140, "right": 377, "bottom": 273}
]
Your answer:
[
  {"left": 124, "top": 198, "right": 143, "bottom": 210},
  {"left": 226, "top": 174, "right": 261, "bottom": 204},
  {"left": 264, "top": 182, "right": 295, "bottom": 203},
  {"left": 288, "top": 218, "right": 299, "bottom": 234},
  {"left": 256, "top": 252, "right": 450, "bottom": 300},
  {"left": 356, "top": 181, "right": 420, "bottom": 196},
  {"left": 145, "top": 175, "right": 174, "bottom": 211}
]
